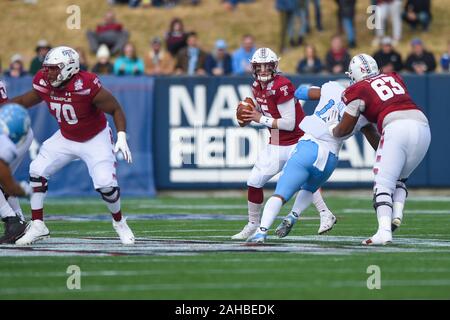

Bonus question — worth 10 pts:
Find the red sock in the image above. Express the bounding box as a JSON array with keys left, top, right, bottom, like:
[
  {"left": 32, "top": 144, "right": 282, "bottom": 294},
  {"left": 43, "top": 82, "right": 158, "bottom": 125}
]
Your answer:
[
  {"left": 32, "top": 209, "right": 44, "bottom": 221},
  {"left": 111, "top": 210, "right": 122, "bottom": 222},
  {"left": 248, "top": 186, "right": 264, "bottom": 204}
]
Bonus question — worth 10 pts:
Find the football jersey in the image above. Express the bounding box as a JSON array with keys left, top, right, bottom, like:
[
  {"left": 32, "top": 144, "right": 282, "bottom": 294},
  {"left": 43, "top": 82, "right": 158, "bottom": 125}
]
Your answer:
[
  {"left": 32, "top": 70, "right": 107, "bottom": 142},
  {"left": 300, "top": 81, "right": 369, "bottom": 155},
  {"left": 0, "top": 80, "right": 8, "bottom": 103},
  {"left": 252, "top": 74, "right": 304, "bottom": 146},
  {"left": 342, "top": 72, "right": 419, "bottom": 132}
]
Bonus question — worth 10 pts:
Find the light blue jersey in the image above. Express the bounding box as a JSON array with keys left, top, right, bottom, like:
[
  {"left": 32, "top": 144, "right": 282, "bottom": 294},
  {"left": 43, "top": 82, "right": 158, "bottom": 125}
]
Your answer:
[{"left": 274, "top": 81, "right": 369, "bottom": 201}]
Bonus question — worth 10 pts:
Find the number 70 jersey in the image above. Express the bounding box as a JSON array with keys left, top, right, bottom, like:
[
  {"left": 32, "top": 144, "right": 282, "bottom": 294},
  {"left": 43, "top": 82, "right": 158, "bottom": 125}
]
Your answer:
[
  {"left": 32, "top": 70, "right": 107, "bottom": 142},
  {"left": 342, "top": 72, "right": 419, "bottom": 133}
]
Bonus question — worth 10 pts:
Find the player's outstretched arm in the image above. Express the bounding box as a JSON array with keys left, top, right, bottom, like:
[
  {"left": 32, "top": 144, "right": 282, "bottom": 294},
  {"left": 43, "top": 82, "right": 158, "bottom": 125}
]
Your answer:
[
  {"left": 360, "top": 124, "right": 380, "bottom": 150},
  {"left": 9, "top": 90, "right": 42, "bottom": 108},
  {"left": 0, "top": 160, "right": 29, "bottom": 197},
  {"left": 330, "top": 112, "right": 359, "bottom": 138},
  {"left": 93, "top": 88, "right": 132, "bottom": 163}
]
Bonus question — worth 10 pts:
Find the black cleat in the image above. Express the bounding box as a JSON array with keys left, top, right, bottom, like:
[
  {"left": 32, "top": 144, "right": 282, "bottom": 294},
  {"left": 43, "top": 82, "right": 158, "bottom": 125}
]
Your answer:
[{"left": 0, "top": 216, "right": 27, "bottom": 244}]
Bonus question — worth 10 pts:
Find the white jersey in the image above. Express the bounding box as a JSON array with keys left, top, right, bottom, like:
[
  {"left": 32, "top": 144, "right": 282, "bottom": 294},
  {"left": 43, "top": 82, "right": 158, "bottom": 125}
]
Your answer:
[
  {"left": 0, "top": 129, "right": 33, "bottom": 173},
  {"left": 299, "top": 81, "right": 369, "bottom": 155}
]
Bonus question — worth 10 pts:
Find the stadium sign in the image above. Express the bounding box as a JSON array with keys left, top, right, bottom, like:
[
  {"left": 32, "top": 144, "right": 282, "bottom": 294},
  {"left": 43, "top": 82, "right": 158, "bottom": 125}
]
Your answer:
[{"left": 153, "top": 77, "right": 374, "bottom": 188}]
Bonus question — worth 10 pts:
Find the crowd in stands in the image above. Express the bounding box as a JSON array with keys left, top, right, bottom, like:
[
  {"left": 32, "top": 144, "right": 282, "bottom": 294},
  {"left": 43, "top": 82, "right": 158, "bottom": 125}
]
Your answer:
[{"left": 1, "top": 0, "right": 447, "bottom": 78}]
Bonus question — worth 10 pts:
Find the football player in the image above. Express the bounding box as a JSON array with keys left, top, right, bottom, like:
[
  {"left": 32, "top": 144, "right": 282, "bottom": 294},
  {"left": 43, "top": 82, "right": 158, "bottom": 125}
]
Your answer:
[
  {"left": 0, "top": 102, "right": 33, "bottom": 244},
  {"left": 232, "top": 47, "right": 335, "bottom": 241},
  {"left": 330, "top": 53, "right": 431, "bottom": 245},
  {"left": 247, "top": 81, "right": 380, "bottom": 243},
  {"left": 8, "top": 46, "right": 135, "bottom": 245}
]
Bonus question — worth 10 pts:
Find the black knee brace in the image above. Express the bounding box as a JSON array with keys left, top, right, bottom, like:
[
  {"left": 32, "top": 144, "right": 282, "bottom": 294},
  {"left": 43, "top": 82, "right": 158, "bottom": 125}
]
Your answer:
[
  {"left": 29, "top": 176, "right": 48, "bottom": 193},
  {"left": 97, "top": 187, "right": 120, "bottom": 203},
  {"left": 373, "top": 192, "right": 393, "bottom": 210}
]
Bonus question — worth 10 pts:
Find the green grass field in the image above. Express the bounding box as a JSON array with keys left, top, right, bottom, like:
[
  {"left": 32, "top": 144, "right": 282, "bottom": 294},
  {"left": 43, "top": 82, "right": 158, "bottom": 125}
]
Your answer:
[{"left": 1, "top": 193, "right": 449, "bottom": 300}]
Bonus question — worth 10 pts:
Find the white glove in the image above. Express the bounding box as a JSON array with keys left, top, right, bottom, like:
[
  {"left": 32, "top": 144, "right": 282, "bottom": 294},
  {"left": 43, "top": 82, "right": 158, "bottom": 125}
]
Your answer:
[
  {"left": 114, "top": 131, "right": 133, "bottom": 163},
  {"left": 19, "top": 181, "right": 32, "bottom": 198},
  {"left": 327, "top": 109, "right": 340, "bottom": 137}
]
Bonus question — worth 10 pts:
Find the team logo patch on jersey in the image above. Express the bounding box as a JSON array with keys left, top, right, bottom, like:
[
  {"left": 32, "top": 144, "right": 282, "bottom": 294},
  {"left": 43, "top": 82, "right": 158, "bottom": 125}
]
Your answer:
[
  {"left": 39, "top": 79, "right": 47, "bottom": 87},
  {"left": 74, "top": 79, "right": 83, "bottom": 91},
  {"left": 280, "top": 85, "right": 289, "bottom": 96}
]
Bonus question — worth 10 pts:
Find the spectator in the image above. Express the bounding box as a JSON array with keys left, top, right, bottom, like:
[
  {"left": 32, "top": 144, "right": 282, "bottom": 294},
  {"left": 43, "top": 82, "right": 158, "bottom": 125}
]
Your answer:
[
  {"left": 113, "top": 42, "right": 145, "bottom": 75},
  {"left": 373, "top": 0, "right": 403, "bottom": 46},
  {"left": 373, "top": 36, "right": 403, "bottom": 72},
  {"left": 336, "top": 0, "right": 357, "bottom": 48},
  {"left": 165, "top": 18, "right": 188, "bottom": 58},
  {"left": 440, "top": 41, "right": 450, "bottom": 73},
  {"left": 288, "top": 0, "right": 308, "bottom": 47},
  {"left": 296, "top": 44, "right": 323, "bottom": 74},
  {"left": 223, "top": 0, "right": 253, "bottom": 11},
  {"left": 144, "top": 36, "right": 174, "bottom": 75},
  {"left": 92, "top": 44, "right": 114, "bottom": 75},
  {"left": 405, "top": 38, "right": 436, "bottom": 74},
  {"left": 205, "top": 39, "right": 232, "bottom": 76},
  {"left": 4, "top": 54, "right": 28, "bottom": 78},
  {"left": 232, "top": 34, "right": 256, "bottom": 75},
  {"left": 174, "top": 32, "right": 207, "bottom": 75},
  {"left": 402, "top": 0, "right": 432, "bottom": 32},
  {"left": 86, "top": 10, "right": 129, "bottom": 56},
  {"left": 275, "top": 0, "right": 297, "bottom": 53},
  {"left": 325, "top": 35, "right": 351, "bottom": 74},
  {"left": 305, "top": 0, "right": 323, "bottom": 32},
  {"left": 76, "top": 47, "right": 89, "bottom": 71},
  {"left": 29, "top": 39, "right": 51, "bottom": 75}
]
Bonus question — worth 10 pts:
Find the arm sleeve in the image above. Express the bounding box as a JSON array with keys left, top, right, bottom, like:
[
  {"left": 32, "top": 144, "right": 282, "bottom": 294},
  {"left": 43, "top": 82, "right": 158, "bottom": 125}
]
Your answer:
[
  {"left": 345, "top": 99, "right": 365, "bottom": 117},
  {"left": 276, "top": 98, "right": 296, "bottom": 131}
]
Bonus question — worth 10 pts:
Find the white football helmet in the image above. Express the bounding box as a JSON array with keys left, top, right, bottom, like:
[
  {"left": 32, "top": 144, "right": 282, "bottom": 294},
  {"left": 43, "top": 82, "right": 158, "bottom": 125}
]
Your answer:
[
  {"left": 346, "top": 53, "right": 379, "bottom": 84},
  {"left": 250, "top": 47, "right": 280, "bottom": 83},
  {"left": 43, "top": 46, "right": 80, "bottom": 87}
]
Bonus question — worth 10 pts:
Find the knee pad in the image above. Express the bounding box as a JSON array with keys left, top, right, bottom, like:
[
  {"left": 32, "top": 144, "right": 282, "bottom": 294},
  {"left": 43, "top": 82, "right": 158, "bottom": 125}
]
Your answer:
[
  {"left": 373, "top": 186, "right": 393, "bottom": 211},
  {"left": 97, "top": 186, "right": 120, "bottom": 203},
  {"left": 29, "top": 175, "right": 48, "bottom": 193}
]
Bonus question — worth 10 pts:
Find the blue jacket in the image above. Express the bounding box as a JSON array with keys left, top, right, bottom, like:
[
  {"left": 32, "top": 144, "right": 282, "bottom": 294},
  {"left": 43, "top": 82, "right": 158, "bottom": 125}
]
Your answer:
[
  {"left": 275, "top": 0, "right": 297, "bottom": 11},
  {"left": 205, "top": 53, "right": 232, "bottom": 76},
  {"left": 113, "top": 56, "right": 145, "bottom": 76},
  {"left": 232, "top": 47, "right": 256, "bottom": 75}
]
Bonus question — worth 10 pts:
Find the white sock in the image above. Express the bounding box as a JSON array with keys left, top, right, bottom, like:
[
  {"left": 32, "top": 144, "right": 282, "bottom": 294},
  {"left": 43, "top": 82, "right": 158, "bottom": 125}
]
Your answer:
[
  {"left": 291, "top": 190, "right": 314, "bottom": 217},
  {"left": 392, "top": 187, "right": 407, "bottom": 221},
  {"left": 30, "top": 192, "right": 46, "bottom": 210},
  {"left": 312, "top": 189, "right": 329, "bottom": 212},
  {"left": 0, "top": 202, "right": 16, "bottom": 219},
  {"left": 105, "top": 198, "right": 121, "bottom": 214},
  {"left": 7, "top": 197, "right": 24, "bottom": 220},
  {"left": 248, "top": 201, "right": 262, "bottom": 225},
  {"left": 375, "top": 193, "right": 393, "bottom": 232},
  {"left": 260, "top": 197, "right": 283, "bottom": 230}
]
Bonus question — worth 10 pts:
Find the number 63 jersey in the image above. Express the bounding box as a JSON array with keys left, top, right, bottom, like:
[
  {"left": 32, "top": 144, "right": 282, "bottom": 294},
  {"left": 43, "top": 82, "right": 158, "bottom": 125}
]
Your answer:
[
  {"left": 32, "top": 70, "right": 107, "bottom": 142},
  {"left": 342, "top": 72, "right": 420, "bottom": 133}
]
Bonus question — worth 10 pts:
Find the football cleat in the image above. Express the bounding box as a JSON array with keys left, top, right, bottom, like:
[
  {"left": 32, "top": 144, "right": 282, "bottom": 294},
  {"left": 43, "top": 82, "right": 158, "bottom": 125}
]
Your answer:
[
  {"left": 318, "top": 210, "right": 337, "bottom": 235},
  {"left": 231, "top": 222, "right": 259, "bottom": 240},
  {"left": 362, "top": 229, "right": 392, "bottom": 246},
  {"left": 391, "top": 218, "right": 402, "bottom": 232},
  {"left": 0, "top": 216, "right": 27, "bottom": 244},
  {"left": 15, "top": 219, "right": 50, "bottom": 245},
  {"left": 112, "top": 217, "right": 135, "bottom": 245},
  {"left": 275, "top": 213, "right": 298, "bottom": 238},
  {"left": 246, "top": 228, "right": 267, "bottom": 244}
]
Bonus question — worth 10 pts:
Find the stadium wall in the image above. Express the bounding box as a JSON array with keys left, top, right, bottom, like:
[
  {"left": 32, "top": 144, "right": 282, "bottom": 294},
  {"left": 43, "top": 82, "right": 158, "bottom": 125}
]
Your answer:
[{"left": 3, "top": 74, "right": 449, "bottom": 196}]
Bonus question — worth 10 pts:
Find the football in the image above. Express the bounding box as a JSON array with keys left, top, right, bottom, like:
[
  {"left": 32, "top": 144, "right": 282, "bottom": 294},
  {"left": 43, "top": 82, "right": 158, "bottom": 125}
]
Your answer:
[{"left": 236, "top": 97, "right": 256, "bottom": 126}]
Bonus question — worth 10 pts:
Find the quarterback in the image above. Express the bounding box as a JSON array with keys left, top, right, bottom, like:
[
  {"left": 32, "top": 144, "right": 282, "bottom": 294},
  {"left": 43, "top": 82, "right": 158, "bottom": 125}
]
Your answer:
[
  {"left": 233, "top": 47, "right": 336, "bottom": 240},
  {"left": 8, "top": 46, "right": 135, "bottom": 245}
]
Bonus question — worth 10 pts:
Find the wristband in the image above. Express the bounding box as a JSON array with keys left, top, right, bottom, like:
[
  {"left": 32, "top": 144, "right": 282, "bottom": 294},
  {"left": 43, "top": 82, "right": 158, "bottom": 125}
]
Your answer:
[{"left": 259, "top": 116, "right": 274, "bottom": 128}]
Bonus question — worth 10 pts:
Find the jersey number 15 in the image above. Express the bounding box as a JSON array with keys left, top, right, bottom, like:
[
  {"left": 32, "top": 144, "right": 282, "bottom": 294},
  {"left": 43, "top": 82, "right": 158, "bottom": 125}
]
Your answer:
[{"left": 371, "top": 76, "right": 406, "bottom": 102}]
